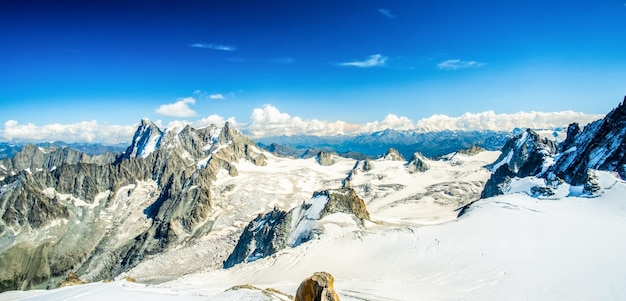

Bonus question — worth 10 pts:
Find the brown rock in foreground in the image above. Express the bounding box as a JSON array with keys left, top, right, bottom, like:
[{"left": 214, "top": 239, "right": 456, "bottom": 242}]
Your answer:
[
  {"left": 59, "top": 272, "right": 86, "bottom": 287},
  {"left": 295, "top": 272, "right": 340, "bottom": 301}
]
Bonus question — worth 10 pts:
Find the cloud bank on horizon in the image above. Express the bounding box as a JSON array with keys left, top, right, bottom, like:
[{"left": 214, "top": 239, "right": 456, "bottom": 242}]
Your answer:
[{"left": 0, "top": 105, "right": 604, "bottom": 144}]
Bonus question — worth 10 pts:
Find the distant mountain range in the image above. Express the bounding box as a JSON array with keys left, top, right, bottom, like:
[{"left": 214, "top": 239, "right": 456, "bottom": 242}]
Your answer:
[
  {"left": 256, "top": 129, "right": 514, "bottom": 159},
  {"left": 0, "top": 141, "right": 128, "bottom": 160}
]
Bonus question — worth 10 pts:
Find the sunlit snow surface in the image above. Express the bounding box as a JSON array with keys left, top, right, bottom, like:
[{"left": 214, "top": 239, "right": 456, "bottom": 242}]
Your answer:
[{"left": 3, "top": 153, "right": 626, "bottom": 300}]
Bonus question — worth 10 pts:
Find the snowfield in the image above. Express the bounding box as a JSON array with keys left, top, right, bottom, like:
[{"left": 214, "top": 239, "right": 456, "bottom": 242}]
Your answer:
[{"left": 3, "top": 152, "right": 626, "bottom": 300}]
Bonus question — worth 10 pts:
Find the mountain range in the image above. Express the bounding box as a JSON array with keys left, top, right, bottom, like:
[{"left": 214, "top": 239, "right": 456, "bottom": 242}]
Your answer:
[
  {"left": 1, "top": 97, "right": 625, "bottom": 300},
  {"left": 256, "top": 129, "right": 513, "bottom": 159}
]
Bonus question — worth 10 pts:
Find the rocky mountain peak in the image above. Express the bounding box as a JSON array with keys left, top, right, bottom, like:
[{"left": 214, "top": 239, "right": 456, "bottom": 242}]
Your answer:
[
  {"left": 548, "top": 97, "right": 626, "bottom": 185},
  {"left": 487, "top": 128, "right": 556, "bottom": 177},
  {"left": 123, "top": 118, "right": 163, "bottom": 158},
  {"left": 481, "top": 96, "right": 625, "bottom": 198},
  {"left": 407, "top": 152, "right": 430, "bottom": 173},
  {"left": 223, "top": 188, "right": 369, "bottom": 269},
  {"left": 316, "top": 151, "right": 336, "bottom": 166},
  {"left": 218, "top": 121, "right": 236, "bottom": 144},
  {"left": 383, "top": 148, "right": 405, "bottom": 161}
]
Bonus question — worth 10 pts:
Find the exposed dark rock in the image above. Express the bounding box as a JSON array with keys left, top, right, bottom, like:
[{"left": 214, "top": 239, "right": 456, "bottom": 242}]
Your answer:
[
  {"left": 549, "top": 97, "right": 626, "bottom": 185},
  {"left": 224, "top": 188, "right": 369, "bottom": 268},
  {"left": 295, "top": 272, "right": 340, "bottom": 301},
  {"left": 487, "top": 128, "right": 556, "bottom": 177},
  {"left": 458, "top": 145, "right": 484, "bottom": 156},
  {"left": 315, "top": 188, "right": 370, "bottom": 223},
  {"left": 0, "top": 119, "right": 269, "bottom": 291},
  {"left": 223, "top": 208, "right": 290, "bottom": 269},
  {"left": 560, "top": 123, "right": 581, "bottom": 153},
  {"left": 316, "top": 151, "right": 336, "bottom": 166},
  {"left": 481, "top": 164, "right": 514, "bottom": 199},
  {"left": 382, "top": 148, "right": 405, "bottom": 161},
  {"left": 530, "top": 186, "right": 555, "bottom": 197},
  {"left": 582, "top": 170, "right": 602, "bottom": 196},
  {"left": 407, "top": 152, "right": 430, "bottom": 173}
]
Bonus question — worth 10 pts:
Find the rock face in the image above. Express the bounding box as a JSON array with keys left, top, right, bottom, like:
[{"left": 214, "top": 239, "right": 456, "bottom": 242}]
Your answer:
[
  {"left": 0, "top": 120, "right": 266, "bottom": 292},
  {"left": 295, "top": 272, "right": 340, "bottom": 301},
  {"left": 0, "top": 144, "right": 119, "bottom": 180},
  {"left": 458, "top": 145, "right": 485, "bottom": 156},
  {"left": 222, "top": 207, "right": 290, "bottom": 269},
  {"left": 481, "top": 129, "right": 557, "bottom": 198},
  {"left": 487, "top": 128, "right": 557, "bottom": 178},
  {"left": 382, "top": 148, "right": 405, "bottom": 161},
  {"left": 407, "top": 152, "right": 430, "bottom": 173},
  {"left": 59, "top": 272, "right": 85, "bottom": 287},
  {"left": 548, "top": 98, "right": 626, "bottom": 185},
  {"left": 224, "top": 188, "right": 369, "bottom": 268},
  {"left": 481, "top": 164, "right": 515, "bottom": 199},
  {"left": 481, "top": 96, "right": 626, "bottom": 198},
  {"left": 316, "top": 151, "right": 336, "bottom": 166}
]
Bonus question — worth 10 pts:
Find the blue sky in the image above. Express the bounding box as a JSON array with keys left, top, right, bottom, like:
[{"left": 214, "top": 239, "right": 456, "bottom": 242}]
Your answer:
[{"left": 1, "top": 0, "right": 625, "bottom": 142}]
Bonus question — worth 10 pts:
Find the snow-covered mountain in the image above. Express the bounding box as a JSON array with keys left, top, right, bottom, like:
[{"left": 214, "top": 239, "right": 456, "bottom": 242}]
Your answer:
[
  {"left": 257, "top": 129, "right": 511, "bottom": 159},
  {"left": 0, "top": 120, "right": 268, "bottom": 291},
  {"left": 482, "top": 96, "right": 626, "bottom": 198},
  {"left": 2, "top": 97, "right": 626, "bottom": 300},
  {"left": 0, "top": 141, "right": 127, "bottom": 160},
  {"left": 4, "top": 152, "right": 626, "bottom": 301}
]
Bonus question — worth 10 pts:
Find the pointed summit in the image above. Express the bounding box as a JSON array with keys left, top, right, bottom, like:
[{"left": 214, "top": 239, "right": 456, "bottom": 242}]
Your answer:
[
  {"left": 123, "top": 118, "right": 163, "bottom": 158},
  {"left": 407, "top": 152, "right": 430, "bottom": 173},
  {"left": 218, "top": 121, "right": 236, "bottom": 144},
  {"left": 383, "top": 148, "right": 405, "bottom": 161}
]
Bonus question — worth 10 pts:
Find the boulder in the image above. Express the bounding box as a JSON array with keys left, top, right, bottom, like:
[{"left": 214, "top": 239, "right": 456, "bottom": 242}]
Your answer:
[{"left": 295, "top": 272, "right": 340, "bottom": 301}]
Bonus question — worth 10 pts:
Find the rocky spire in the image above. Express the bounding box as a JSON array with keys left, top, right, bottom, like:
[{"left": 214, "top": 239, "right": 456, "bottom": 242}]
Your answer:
[
  {"left": 383, "top": 148, "right": 405, "bottom": 161},
  {"left": 407, "top": 152, "right": 430, "bottom": 173},
  {"left": 123, "top": 118, "right": 163, "bottom": 158}
]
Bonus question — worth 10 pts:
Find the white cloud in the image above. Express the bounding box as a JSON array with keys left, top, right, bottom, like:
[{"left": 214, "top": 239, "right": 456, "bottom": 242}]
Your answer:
[
  {"left": 0, "top": 120, "right": 137, "bottom": 144},
  {"left": 415, "top": 111, "right": 604, "bottom": 132},
  {"left": 189, "top": 43, "right": 237, "bottom": 51},
  {"left": 193, "top": 114, "right": 237, "bottom": 128},
  {"left": 244, "top": 105, "right": 347, "bottom": 137},
  {"left": 437, "top": 59, "right": 486, "bottom": 70},
  {"left": 378, "top": 8, "right": 396, "bottom": 19},
  {"left": 0, "top": 105, "right": 604, "bottom": 145},
  {"left": 339, "top": 54, "right": 388, "bottom": 68},
  {"left": 194, "top": 90, "right": 231, "bottom": 100},
  {"left": 360, "top": 114, "right": 415, "bottom": 133},
  {"left": 155, "top": 97, "right": 197, "bottom": 117}
]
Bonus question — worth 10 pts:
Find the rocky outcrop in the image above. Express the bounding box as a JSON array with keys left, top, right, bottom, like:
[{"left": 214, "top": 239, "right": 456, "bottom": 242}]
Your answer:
[
  {"left": 316, "top": 151, "right": 335, "bottom": 166},
  {"left": 480, "top": 96, "right": 625, "bottom": 199},
  {"left": 314, "top": 189, "right": 370, "bottom": 223},
  {"left": 121, "top": 119, "right": 163, "bottom": 159},
  {"left": 407, "top": 152, "right": 430, "bottom": 173},
  {"left": 59, "top": 272, "right": 85, "bottom": 287},
  {"left": 481, "top": 164, "right": 515, "bottom": 199},
  {"left": 223, "top": 208, "right": 290, "bottom": 269},
  {"left": 224, "top": 188, "right": 369, "bottom": 268},
  {"left": 295, "top": 272, "right": 340, "bottom": 301},
  {"left": 487, "top": 128, "right": 556, "bottom": 178},
  {"left": 458, "top": 145, "right": 484, "bottom": 156},
  {"left": 382, "top": 148, "right": 405, "bottom": 161},
  {"left": 548, "top": 97, "right": 626, "bottom": 185},
  {"left": 480, "top": 129, "right": 557, "bottom": 198}
]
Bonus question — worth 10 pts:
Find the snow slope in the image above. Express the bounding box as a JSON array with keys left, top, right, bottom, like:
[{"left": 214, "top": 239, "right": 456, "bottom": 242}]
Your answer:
[
  {"left": 4, "top": 151, "right": 625, "bottom": 301},
  {"left": 6, "top": 171, "right": 625, "bottom": 301}
]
